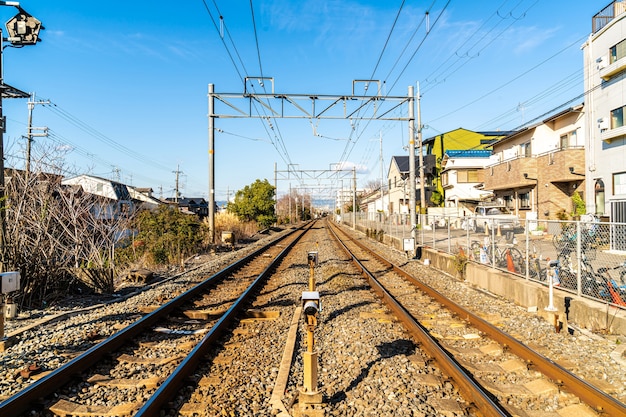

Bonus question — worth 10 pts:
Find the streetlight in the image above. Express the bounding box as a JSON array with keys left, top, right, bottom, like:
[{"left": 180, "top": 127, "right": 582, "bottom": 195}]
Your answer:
[{"left": 0, "top": 2, "right": 43, "bottom": 272}]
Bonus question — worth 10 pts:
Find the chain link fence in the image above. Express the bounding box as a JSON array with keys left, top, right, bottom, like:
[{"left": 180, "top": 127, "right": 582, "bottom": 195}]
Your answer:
[{"left": 342, "top": 212, "right": 626, "bottom": 309}]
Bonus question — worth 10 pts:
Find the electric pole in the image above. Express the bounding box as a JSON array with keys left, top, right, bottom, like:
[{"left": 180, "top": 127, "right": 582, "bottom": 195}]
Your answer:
[
  {"left": 408, "top": 85, "right": 416, "bottom": 245},
  {"left": 173, "top": 164, "right": 183, "bottom": 203},
  {"left": 379, "top": 130, "right": 384, "bottom": 219},
  {"left": 417, "top": 83, "right": 426, "bottom": 214},
  {"left": 25, "top": 93, "right": 49, "bottom": 175}
]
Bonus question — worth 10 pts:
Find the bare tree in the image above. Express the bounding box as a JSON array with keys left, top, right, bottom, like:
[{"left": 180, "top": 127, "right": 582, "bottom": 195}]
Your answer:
[{"left": 3, "top": 145, "right": 133, "bottom": 307}]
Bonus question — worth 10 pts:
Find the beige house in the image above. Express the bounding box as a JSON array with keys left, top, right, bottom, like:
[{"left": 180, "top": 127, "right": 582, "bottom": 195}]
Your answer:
[{"left": 482, "top": 105, "right": 586, "bottom": 222}]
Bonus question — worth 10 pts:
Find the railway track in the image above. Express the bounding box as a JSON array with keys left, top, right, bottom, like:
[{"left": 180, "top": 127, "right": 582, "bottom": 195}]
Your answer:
[
  {"left": 328, "top": 221, "right": 626, "bottom": 416},
  {"left": 0, "top": 223, "right": 310, "bottom": 417},
  {"left": 1, "top": 220, "right": 624, "bottom": 416}
]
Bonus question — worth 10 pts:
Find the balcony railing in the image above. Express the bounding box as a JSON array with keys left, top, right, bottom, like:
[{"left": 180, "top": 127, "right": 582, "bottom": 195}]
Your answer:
[{"left": 593, "top": 1, "right": 626, "bottom": 34}]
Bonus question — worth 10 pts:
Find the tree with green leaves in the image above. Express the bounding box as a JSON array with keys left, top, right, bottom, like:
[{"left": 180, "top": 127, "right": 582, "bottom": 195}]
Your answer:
[{"left": 227, "top": 179, "right": 276, "bottom": 228}]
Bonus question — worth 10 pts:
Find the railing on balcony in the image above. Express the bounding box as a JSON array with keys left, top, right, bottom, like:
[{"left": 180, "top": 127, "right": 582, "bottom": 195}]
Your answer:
[{"left": 593, "top": 1, "right": 626, "bottom": 34}]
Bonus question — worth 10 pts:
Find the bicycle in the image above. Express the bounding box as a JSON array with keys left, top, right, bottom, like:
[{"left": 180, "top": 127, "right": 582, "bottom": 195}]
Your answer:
[
  {"left": 591, "top": 260, "right": 626, "bottom": 306},
  {"left": 474, "top": 236, "right": 525, "bottom": 274},
  {"left": 552, "top": 221, "right": 599, "bottom": 259}
]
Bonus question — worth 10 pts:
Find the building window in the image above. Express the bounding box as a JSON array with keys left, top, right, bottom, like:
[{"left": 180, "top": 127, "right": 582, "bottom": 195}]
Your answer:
[
  {"left": 559, "top": 130, "right": 577, "bottom": 149},
  {"left": 442, "top": 172, "right": 448, "bottom": 186},
  {"left": 610, "top": 39, "right": 626, "bottom": 64},
  {"left": 519, "top": 192, "right": 530, "bottom": 209},
  {"left": 614, "top": 172, "right": 626, "bottom": 195},
  {"left": 611, "top": 105, "right": 626, "bottom": 129},
  {"left": 595, "top": 179, "right": 605, "bottom": 215},
  {"left": 457, "top": 169, "right": 478, "bottom": 183},
  {"left": 503, "top": 194, "right": 514, "bottom": 210},
  {"left": 520, "top": 142, "right": 531, "bottom": 157}
]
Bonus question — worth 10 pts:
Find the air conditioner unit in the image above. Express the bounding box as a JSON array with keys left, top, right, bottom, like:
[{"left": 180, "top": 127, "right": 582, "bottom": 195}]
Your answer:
[
  {"left": 596, "top": 55, "right": 607, "bottom": 70},
  {"left": 597, "top": 117, "right": 609, "bottom": 131}
]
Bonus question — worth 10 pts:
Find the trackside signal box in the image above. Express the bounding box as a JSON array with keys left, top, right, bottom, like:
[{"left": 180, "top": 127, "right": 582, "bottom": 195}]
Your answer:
[{"left": 0, "top": 272, "right": 20, "bottom": 294}]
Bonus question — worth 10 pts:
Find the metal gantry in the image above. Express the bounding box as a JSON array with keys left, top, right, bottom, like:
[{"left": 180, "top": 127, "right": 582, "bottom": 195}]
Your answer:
[{"left": 207, "top": 79, "right": 419, "bottom": 248}]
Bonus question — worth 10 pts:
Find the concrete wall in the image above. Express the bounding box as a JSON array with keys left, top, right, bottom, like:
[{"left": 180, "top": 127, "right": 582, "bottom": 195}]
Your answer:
[{"left": 422, "top": 246, "right": 626, "bottom": 335}]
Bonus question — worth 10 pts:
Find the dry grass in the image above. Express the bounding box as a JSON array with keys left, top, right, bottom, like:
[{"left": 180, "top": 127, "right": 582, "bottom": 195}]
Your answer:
[{"left": 213, "top": 212, "right": 258, "bottom": 242}]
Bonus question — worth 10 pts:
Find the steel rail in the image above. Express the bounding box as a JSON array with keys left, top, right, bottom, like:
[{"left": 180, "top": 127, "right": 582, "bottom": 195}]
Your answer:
[
  {"left": 135, "top": 222, "right": 312, "bottom": 416},
  {"left": 327, "top": 222, "right": 507, "bottom": 417},
  {"left": 0, "top": 225, "right": 306, "bottom": 417},
  {"left": 330, "top": 222, "right": 626, "bottom": 416}
]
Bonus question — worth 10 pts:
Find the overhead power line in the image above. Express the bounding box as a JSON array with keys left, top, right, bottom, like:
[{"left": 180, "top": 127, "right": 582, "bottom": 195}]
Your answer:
[
  {"left": 428, "top": 33, "right": 588, "bottom": 124},
  {"left": 41, "top": 100, "right": 171, "bottom": 172}
]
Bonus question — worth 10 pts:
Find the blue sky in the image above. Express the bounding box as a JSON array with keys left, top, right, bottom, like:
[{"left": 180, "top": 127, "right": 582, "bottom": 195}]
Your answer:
[{"left": 0, "top": 1, "right": 604, "bottom": 202}]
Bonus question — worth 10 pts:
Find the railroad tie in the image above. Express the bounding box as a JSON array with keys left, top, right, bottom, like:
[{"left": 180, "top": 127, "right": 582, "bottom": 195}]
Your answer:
[{"left": 48, "top": 399, "right": 139, "bottom": 417}]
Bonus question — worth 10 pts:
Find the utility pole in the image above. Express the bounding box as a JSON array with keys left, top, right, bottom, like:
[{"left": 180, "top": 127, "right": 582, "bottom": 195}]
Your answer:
[
  {"left": 112, "top": 166, "right": 121, "bottom": 182},
  {"left": 408, "top": 85, "right": 416, "bottom": 245},
  {"left": 417, "top": 83, "right": 426, "bottom": 216},
  {"left": 25, "top": 93, "right": 49, "bottom": 175},
  {"left": 208, "top": 83, "right": 215, "bottom": 244},
  {"left": 173, "top": 164, "right": 183, "bottom": 203},
  {"left": 274, "top": 162, "right": 277, "bottom": 225},
  {"left": 379, "top": 130, "right": 384, "bottom": 221},
  {"left": 352, "top": 167, "right": 356, "bottom": 230}
]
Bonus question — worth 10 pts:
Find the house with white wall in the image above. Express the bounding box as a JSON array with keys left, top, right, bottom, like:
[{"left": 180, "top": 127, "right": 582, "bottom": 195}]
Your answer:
[
  {"left": 441, "top": 150, "right": 493, "bottom": 215},
  {"left": 583, "top": 1, "right": 626, "bottom": 225},
  {"left": 62, "top": 174, "right": 162, "bottom": 219}
]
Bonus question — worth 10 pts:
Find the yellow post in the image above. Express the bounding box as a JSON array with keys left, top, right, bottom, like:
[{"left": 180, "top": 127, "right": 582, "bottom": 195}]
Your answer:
[
  {"left": 309, "top": 266, "right": 315, "bottom": 292},
  {"left": 303, "top": 350, "right": 318, "bottom": 392},
  {"left": 304, "top": 317, "right": 318, "bottom": 392},
  {"left": 497, "top": 224, "right": 502, "bottom": 237},
  {"left": 300, "top": 293, "right": 323, "bottom": 407}
]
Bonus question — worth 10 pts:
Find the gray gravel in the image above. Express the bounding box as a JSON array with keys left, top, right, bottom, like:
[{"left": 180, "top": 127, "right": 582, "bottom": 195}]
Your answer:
[{"left": 1, "top": 222, "right": 625, "bottom": 416}]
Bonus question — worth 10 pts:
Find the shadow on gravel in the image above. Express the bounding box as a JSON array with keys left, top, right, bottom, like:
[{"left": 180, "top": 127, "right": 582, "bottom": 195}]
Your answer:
[
  {"left": 323, "top": 301, "right": 374, "bottom": 323},
  {"left": 327, "top": 339, "right": 416, "bottom": 404},
  {"left": 321, "top": 285, "right": 371, "bottom": 297},
  {"left": 258, "top": 297, "right": 297, "bottom": 309}
]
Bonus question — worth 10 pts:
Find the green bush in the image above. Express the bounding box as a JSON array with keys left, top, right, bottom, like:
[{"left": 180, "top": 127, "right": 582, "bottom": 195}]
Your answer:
[{"left": 116, "top": 205, "right": 207, "bottom": 268}]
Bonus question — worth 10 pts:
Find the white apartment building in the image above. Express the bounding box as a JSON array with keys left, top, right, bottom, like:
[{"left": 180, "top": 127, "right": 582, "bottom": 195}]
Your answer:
[{"left": 583, "top": 1, "right": 626, "bottom": 222}]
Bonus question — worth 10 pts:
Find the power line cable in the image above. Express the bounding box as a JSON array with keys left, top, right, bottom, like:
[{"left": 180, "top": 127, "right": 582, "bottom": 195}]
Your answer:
[
  {"left": 41, "top": 101, "right": 172, "bottom": 172},
  {"left": 428, "top": 33, "right": 587, "bottom": 124},
  {"left": 368, "top": 0, "right": 406, "bottom": 80}
]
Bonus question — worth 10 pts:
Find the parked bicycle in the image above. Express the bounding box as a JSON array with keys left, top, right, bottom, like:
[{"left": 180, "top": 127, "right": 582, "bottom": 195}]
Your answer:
[
  {"left": 592, "top": 260, "right": 626, "bottom": 306},
  {"left": 552, "top": 215, "right": 602, "bottom": 257},
  {"left": 469, "top": 236, "right": 525, "bottom": 275}
]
